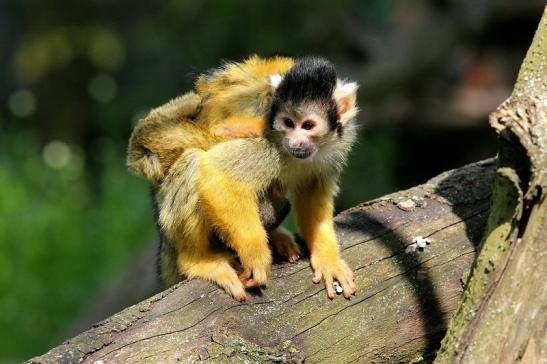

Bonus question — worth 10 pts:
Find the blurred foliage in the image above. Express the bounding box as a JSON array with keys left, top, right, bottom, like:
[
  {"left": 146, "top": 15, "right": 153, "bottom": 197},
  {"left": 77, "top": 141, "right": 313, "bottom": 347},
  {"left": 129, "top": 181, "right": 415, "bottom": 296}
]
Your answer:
[
  {"left": 0, "top": 0, "right": 543, "bottom": 360},
  {"left": 0, "top": 132, "right": 153, "bottom": 358}
]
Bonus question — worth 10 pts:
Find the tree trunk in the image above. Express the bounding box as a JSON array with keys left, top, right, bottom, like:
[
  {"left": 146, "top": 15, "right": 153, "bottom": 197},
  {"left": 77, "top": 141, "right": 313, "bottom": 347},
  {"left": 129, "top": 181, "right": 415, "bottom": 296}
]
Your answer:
[
  {"left": 434, "top": 6, "right": 547, "bottom": 364},
  {"left": 28, "top": 159, "right": 495, "bottom": 364}
]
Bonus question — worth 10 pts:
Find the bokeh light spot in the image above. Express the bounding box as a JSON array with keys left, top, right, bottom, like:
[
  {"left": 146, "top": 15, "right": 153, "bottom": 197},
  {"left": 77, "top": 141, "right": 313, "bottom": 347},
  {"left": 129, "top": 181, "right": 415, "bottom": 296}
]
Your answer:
[
  {"left": 43, "top": 141, "right": 71, "bottom": 169},
  {"left": 88, "top": 30, "right": 126, "bottom": 71},
  {"left": 8, "top": 90, "right": 36, "bottom": 117},
  {"left": 13, "top": 32, "right": 73, "bottom": 83},
  {"left": 88, "top": 74, "right": 117, "bottom": 103}
]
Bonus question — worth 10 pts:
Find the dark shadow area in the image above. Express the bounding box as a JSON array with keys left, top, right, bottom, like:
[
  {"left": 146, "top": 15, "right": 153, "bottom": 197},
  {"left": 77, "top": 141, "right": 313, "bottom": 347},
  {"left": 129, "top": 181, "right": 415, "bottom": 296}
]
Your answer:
[
  {"left": 334, "top": 159, "right": 495, "bottom": 359},
  {"left": 433, "top": 158, "right": 497, "bottom": 248}
]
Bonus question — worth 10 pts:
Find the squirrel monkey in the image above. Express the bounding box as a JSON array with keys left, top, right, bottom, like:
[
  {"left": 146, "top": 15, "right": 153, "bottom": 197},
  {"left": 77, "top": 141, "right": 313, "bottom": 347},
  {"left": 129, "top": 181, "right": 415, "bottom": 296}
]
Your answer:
[
  {"left": 187, "top": 57, "right": 359, "bottom": 300},
  {"left": 128, "top": 57, "right": 300, "bottom": 297}
]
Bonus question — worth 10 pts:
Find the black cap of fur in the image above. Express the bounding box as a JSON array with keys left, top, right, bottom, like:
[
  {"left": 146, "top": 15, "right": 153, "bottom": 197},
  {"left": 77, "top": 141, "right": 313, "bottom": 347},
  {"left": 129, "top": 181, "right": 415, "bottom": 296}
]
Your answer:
[{"left": 268, "top": 57, "right": 339, "bottom": 130}]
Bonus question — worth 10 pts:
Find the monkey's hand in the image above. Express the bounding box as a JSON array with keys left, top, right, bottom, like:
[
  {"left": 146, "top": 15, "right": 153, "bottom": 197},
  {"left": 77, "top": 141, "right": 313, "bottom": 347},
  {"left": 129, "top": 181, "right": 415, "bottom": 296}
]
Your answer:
[
  {"left": 311, "top": 253, "right": 356, "bottom": 300},
  {"left": 238, "top": 245, "right": 273, "bottom": 288},
  {"left": 270, "top": 227, "right": 301, "bottom": 263}
]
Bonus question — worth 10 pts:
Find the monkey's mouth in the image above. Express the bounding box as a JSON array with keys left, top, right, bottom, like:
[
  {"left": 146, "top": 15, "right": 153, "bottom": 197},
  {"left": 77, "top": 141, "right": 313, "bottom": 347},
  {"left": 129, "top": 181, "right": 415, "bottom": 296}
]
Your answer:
[
  {"left": 282, "top": 140, "right": 316, "bottom": 160},
  {"left": 289, "top": 148, "right": 314, "bottom": 159}
]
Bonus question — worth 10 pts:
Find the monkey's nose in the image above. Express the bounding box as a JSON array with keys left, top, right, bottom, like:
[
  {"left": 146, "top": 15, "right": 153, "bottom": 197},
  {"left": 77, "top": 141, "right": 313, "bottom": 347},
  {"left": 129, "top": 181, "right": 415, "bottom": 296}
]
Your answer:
[
  {"left": 283, "top": 139, "right": 314, "bottom": 159},
  {"left": 289, "top": 140, "right": 305, "bottom": 149}
]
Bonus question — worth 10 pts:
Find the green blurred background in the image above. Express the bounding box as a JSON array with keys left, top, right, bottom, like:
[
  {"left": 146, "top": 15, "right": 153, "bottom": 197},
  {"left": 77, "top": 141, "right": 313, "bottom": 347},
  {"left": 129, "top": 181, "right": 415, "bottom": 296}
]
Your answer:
[{"left": 0, "top": 0, "right": 543, "bottom": 360}]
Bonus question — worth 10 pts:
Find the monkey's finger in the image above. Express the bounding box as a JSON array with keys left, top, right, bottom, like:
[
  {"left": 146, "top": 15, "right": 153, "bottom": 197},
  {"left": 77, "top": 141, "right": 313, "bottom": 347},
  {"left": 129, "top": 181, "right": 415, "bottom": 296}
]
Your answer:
[
  {"left": 238, "top": 268, "right": 252, "bottom": 285},
  {"left": 244, "top": 276, "right": 268, "bottom": 288},
  {"left": 243, "top": 278, "right": 259, "bottom": 288},
  {"left": 325, "top": 275, "right": 335, "bottom": 300},
  {"left": 338, "top": 275, "right": 354, "bottom": 299},
  {"left": 312, "top": 270, "right": 322, "bottom": 284},
  {"left": 344, "top": 269, "right": 357, "bottom": 294},
  {"left": 234, "top": 292, "right": 247, "bottom": 302},
  {"left": 252, "top": 268, "right": 269, "bottom": 286},
  {"left": 348, "top": 275, "right": 357, "bottom": 293},
  {"left": 288, "top": 254, "right": 300, "bottom": 263},
  {"left": 221, "top": 276, "right": 247, "bottom": 302}
]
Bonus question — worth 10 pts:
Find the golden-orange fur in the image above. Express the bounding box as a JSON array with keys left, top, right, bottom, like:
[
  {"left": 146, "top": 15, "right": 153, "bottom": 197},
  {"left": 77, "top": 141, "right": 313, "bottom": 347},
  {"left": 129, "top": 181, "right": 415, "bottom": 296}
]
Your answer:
[
  {"left": 195, "top": 56, "right": 294, "bottom": 128},
  {"left": 127, "top": 56, "right": 358, "bottom": 301},
  {"left": 210, "top": 114, "right": 266, "bottom": 139}
]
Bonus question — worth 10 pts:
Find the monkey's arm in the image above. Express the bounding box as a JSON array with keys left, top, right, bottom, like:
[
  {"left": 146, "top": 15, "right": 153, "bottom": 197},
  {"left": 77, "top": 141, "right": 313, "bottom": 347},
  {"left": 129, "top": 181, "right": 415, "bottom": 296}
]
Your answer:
[
  {"left": 294, "top": 178, "right": 356, "bottom": 299},
  {"left": 196, "top": 138, "right": 281, "bottom": 287}
]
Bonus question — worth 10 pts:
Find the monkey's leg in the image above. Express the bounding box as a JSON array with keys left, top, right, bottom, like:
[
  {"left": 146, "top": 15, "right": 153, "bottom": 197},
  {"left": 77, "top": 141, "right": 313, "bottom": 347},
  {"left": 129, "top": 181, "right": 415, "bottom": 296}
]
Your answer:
[
  {"left": 197, "top": 160, "right": 272, "bottom": 288},
  {"left": 269, "top": 226, "right": 300, "bottom": 263},
  {"left": 176, "top": 237, "right": 247, "bottom": 302},
  {"left": 158, "top": 235, "right": 184, "bottom": 287},
  {"left": 294, "top": 179, "right": 356, "bottom": 299}
]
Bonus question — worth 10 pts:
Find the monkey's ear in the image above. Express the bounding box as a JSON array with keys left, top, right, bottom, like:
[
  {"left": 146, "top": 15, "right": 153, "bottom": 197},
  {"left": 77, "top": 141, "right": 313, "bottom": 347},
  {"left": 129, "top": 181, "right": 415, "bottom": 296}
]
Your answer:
[
  {"left": 334, "top": 80, "right": 359, "bottom": 124},
  {"left": 268, "top": 74, "right": 284, "bottom": 89}
]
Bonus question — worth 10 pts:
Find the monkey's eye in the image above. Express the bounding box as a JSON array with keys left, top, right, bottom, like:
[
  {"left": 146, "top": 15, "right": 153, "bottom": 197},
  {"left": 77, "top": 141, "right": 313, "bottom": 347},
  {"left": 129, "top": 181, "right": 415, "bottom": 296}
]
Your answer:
[
  {"left": 302, "top": 121, "right": 315, "bottom": 130},
  {"left": 283, "top": 118, "right": 295, "bottom": 128}
]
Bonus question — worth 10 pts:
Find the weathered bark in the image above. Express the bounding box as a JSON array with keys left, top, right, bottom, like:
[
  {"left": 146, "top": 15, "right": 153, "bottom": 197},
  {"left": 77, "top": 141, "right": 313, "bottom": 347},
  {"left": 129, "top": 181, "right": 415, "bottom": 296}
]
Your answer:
[
  {"left": 434, "top": 6, "right": 547, "bottom": 364},
  {"left": 28, "top": 159, "right": 495, "bottom": 364}
]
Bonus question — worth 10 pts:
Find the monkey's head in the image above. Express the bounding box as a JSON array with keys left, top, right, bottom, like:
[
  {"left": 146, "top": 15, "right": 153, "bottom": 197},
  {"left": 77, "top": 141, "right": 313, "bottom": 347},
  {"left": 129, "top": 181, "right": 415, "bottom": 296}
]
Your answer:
[{"left": 267, "top": 57, "right": 358, "bottom": 160}]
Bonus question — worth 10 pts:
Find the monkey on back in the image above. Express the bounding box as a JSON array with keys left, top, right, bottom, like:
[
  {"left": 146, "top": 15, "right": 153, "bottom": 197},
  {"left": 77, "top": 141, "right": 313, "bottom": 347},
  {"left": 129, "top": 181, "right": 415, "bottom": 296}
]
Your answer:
[
  {"left": 128, "top": 56, "right": 294, "bottom": 185},
  {"left": 128, "top": 56, "right": 359, "bottom": 301}
]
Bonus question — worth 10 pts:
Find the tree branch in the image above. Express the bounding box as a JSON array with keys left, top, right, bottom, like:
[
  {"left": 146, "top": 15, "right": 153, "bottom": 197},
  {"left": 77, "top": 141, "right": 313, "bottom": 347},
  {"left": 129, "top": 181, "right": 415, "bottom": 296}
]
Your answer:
[{"left": 28, "top": 159, "right": 496, "bottom": 364}]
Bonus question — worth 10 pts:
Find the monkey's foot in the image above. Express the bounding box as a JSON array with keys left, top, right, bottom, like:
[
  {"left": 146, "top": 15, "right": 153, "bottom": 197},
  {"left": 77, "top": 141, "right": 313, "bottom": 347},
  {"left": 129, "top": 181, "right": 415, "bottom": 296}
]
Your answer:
[
  {"left": 270, "top": 227, "right": 301, "bottom": 263},
  {"left": 181, "top": 256, "right": 247, "bottom": 302},
  {"left": 311, "top": 254, "right": 356, "bottom": 300},
  {"left": 237, "top": 249, "right": 272, "bottom": 289}
]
